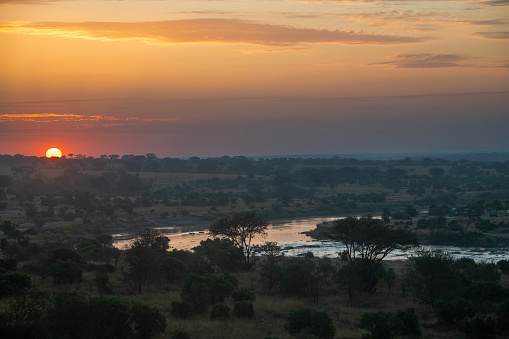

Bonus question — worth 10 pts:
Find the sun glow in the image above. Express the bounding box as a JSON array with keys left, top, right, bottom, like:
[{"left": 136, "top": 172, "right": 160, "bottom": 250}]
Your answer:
[{"left": 46, "top": 148, "right": 63, "bottom": 158}]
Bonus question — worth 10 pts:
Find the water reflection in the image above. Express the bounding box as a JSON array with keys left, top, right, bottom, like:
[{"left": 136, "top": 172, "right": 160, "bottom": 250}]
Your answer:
[{"left": 113, "top": 217, "right": 508, "bottom": 262}]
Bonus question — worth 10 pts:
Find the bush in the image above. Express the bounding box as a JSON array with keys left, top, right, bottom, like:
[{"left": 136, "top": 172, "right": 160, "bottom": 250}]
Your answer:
[
  {"left": 171, "top": 330, "right": 191, "bottom": 339},
  {"left": 0, "top": 272, "right": 31, "bottom": 298},
  {"left": 360, "top": 311, "right": 403, "bottom": 339},
  {"left": 496, "top": 298, "right": 509, "bottom": 329},
  {"left": 459, "top": 314, "right": 496, "bottom": 339},
  {"left": 286, "top": 307, "right": 335, "bottom": 339},
  {"left": 434, "top": 297, "right": 477, "bottom": 326},
  {"left": 48, "top": 259, "right": 83, "bottom": 285},
  {"left": 181, "top": 272, "right": 236, "bottom": 312},
  {"left": 395, "top": 308, "right": 421, "bottom": 336},
  {"left": 171, "top": 300, "right": 194, "bottom": 319},
  {"left": 130, "top": 301, "right": 166, "bottom": 339},
  {"left": 232, "top": 300, "right": 254, "bottom": 318},
  {"left": 232, "top": 288, "right": 256, "bottom": 302},
  {"left": 498, "top": 259, "right": 509, "bottom": 274},
  {"left": 181, "top": 274, "right": 211, "bottom": 312},
  {"left": 210, "top": 303, "right": 230, "bottom": 321}
]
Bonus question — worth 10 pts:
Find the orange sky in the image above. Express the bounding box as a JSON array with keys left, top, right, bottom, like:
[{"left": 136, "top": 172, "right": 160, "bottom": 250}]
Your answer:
[{"left": 1, "top": 0, "right": 508, "bottom": 157}]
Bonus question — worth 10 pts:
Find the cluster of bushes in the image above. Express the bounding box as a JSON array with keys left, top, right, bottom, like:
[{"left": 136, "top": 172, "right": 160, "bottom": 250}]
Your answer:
[
  {"left": 408, "top": 252, "right": 509, "bottom": 338},
  {"left": 0, "top": 292, "right": 166, "bottom": 338}
]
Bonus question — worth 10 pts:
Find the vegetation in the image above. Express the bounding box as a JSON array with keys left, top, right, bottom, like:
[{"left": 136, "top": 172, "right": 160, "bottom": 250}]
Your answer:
[{"left": 1, "top": 153, "right": 509, "bottom": 338}]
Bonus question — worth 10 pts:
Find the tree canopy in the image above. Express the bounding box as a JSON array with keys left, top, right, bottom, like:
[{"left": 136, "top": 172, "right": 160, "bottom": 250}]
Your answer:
[
  {"left": 329, "top": 216, "right": 417, "bottom": 293},
  {"left": 330, "top": 216, "right": 417, "bottom": 265},
  {"left": 209, "top": 211, "right": 268, "bottom": 267}
]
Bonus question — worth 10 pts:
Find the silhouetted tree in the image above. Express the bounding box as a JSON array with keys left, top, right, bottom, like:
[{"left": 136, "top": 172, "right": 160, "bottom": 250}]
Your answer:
[
  {"left": 123, "top": 228, "right": 169, "bottom": 293},
  {"left": 329, "top": 216, "right": 417, "bottom": 293},
  {"left": 209, "top": 211, "right": 268, "bottom": 267}
]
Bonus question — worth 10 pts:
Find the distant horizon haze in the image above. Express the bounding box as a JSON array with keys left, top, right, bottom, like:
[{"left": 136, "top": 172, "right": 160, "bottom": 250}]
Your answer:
[{"left": 1, "top": 0, "right": 508, "bottom": 158}]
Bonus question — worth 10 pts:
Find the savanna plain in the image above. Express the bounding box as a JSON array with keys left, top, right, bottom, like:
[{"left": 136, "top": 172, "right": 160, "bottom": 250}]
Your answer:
[{"left": 1, "top": 154, "right": 509, "bottom": 339}]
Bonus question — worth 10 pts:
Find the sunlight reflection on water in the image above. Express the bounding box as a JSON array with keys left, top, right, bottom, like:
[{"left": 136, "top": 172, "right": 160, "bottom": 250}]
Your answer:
[{"left": 113, "top": 217, "right": 509, "bottom": 262}]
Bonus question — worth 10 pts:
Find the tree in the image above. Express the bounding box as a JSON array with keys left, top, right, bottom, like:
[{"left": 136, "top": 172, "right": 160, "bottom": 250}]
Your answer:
[
  {"left": 48, "top": 259, "right": 83, "bottom": 285},
  {"left": 328, "top": 216, "right": 417, "bottom": 293},
  {"left": 123, "top": 228, "right": 169, "bottom": 293},
  {"left": 407, "top": 250, "right": 462, "bottom": 306},
  {"left": 209, "top": 211, "right": 268, "bottom": 267},
  {"left": 192, "top": 238, "right": 244, "bottom": 272},
  {"left": 457, "top": 204, "right": 483, "bottom": 237},
  {"left": 256, "top": 241, "right": 284, "bottom": 291}
]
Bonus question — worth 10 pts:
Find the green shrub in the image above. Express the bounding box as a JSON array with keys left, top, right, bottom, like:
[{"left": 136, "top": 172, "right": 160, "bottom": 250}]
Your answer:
[
  {"left": 171, "top": 329, "right": 191, "bottom": 339},
  {"left": 210, "top": 303, "right": 230, "bottom": 321},
  {"left": 496, "top": 297, "right": 509, "bottom": 329},
  {"left": 130, "top": 301, "right": 166, "bottom": 339},
  {"left": 232, "top": 288, "right": 256, "bottom": 302},
  {"left": 0, "top": 272, "right": 31, "bottom": 298},
  {"left": 48, "top": 259, "right": 83, "bottom": 285},
  {"left": 434, "top": 297, "right": 477, "bottom": 326},
  {"left": 359, "top": 311, "right": 404, "bottom": 339},
  {"left": 171, "top": 300, "right": 194, "bottom": 319},
  {"left": 497, "top": 259, "right": 509, "bottom": 274},
  {"left": 181, "top": 272, "right": 236, "bottom": 312},
  {"left": 181, "top": 274, "right": 211, "bottom": 312},
  {"left": 232, "top": 300, "right": 254, "bottom": 318},
  {"left": 286, "top": 307, "right": 335, "bottom": 339},
  {"left": 459, "top": 314, "right": 496, "bottom": 339},
  {"left": 395, "top": 308, "right": 421, "bottom": 336}
]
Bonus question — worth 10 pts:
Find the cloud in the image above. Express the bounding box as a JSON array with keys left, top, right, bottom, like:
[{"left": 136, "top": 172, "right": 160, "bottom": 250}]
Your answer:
[
  {"left": 371, "top": 54, "right": 472, "bottom": 68},
  {"left": 480, "top": 0, "right": 509, "bottom": 5},
  {"left": 0, "top": 0, "right": 62, "bottom": 4},
  {"left": 472, "top": 31, "right": 509, "bottom": 39},
  {"left": 0, "top": 113, "right": 178, "bottom": 130},
  {"left": 0, "top": 19, "right": 427, "bottom": 46},
  {"left": 281, "top": 8, "right": 506, "bottom": 28}
]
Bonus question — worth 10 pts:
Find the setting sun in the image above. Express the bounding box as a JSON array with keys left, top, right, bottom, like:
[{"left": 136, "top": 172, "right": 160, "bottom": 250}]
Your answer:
[{"left": 46, "top": 148, "right": 63, "bottom": 158}]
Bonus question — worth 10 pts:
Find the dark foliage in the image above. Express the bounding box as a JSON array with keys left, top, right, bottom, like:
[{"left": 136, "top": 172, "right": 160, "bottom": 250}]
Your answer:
[
  {"left": 232, "top": 300, "right": 254, "bottom": 318},
  {"left": 210, "top": 303, "right": 230, "bottom": 321},
  {"left": 286, "top": 307, "right": 335, "bottom": 339}
]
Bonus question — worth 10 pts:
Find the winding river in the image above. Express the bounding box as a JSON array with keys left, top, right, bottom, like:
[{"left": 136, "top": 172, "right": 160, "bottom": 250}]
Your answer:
[{"left": 113, "top": 216, "right": 509, "bottom": 262}]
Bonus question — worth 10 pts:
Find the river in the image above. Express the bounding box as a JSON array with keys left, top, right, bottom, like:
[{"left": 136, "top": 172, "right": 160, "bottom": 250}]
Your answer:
[{"left": 113, "top": 216, "right": 509, "bottom": 262}]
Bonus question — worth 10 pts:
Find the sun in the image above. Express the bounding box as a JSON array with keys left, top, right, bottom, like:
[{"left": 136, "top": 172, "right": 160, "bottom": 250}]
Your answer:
[{"left": 46, "top": 147, "right": 63, "bottom": 158}]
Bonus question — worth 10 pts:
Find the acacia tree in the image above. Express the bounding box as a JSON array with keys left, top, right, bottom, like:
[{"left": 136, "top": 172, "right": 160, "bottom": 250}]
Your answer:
[
  {"left": 123, "top": 228, "right": 170, "bottom": 294},
  {"left": 209, "top": 211, "right": 268, "bottom": 267},
  {"left": 329, "top": 216, "right": 417, "bottom": 293}
]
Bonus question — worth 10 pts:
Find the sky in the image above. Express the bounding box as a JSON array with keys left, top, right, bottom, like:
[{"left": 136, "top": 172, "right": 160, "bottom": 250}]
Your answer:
[{"left": 0, "top": 0, "right": 508, "bottom": 158}]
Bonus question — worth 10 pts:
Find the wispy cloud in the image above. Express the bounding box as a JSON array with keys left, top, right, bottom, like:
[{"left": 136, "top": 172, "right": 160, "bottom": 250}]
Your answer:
[
  {"left": 282, "top": 8, "right": 506, "bottom": 29},
  {"left": 0, "top": 113, "right": 177, "bottom": 130},
  {"left": 0, "top": 19, "right": 427, "bottom": 46},
  {"left": 372, "top": 54, "right": 472, "bottom": 68},
  {"left": 480, "top": 0, "right": 509, "bottom": 6},
  {"left": 472, "top": 31, "right": 509, "bottom": 39}
]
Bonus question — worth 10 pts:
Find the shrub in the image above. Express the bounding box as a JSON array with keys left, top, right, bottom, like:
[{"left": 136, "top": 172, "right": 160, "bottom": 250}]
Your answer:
[
  {"left": 232, "top": 288, "right": 256, "bottom": 302},
  {"left": 434, "top": 297, "right": 477, "bottom": 326},
  {"left": 171, "top": 330, "right": 191, "bottom": 339},
  {"left": 286, "top": 307, "right": 335, "bottom": 339},
  {"left": 181, "top": 274, "right": 211, "bottom": 312},
  {"left": 210, "top": 303, "right": 230, "bottom": 321},
  {"left": 459, "top": 314, "right": 496, "bottom": 339},
  {"left": 0, "top": 272, "right": 31, "bottom": 298},
  {"left": 130, "top": 301, "right": 166, "bottom": 339},
  {"left": 359, "top": 311, "right": 404, "bottom": 339},
  {"left": 181, "top": 272, "right": 236, "bottom": 312},
  {"left": 232, "top": 300, "right": 254, "bottom": 318},
  {"left": 48, "top": 259, "right": 83, "bottom": 285},
  {"left": 395, "top": 308, "right": 421, "bottom": 336},
  {"left": 496, "top": 298, "right": 509, "bottom": 329},
  {"left": 171, "top": 300, "right": 194, "bottom": 319},
  {"left": 497, "top": 259, "right": 509, "bottom": 274}
]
